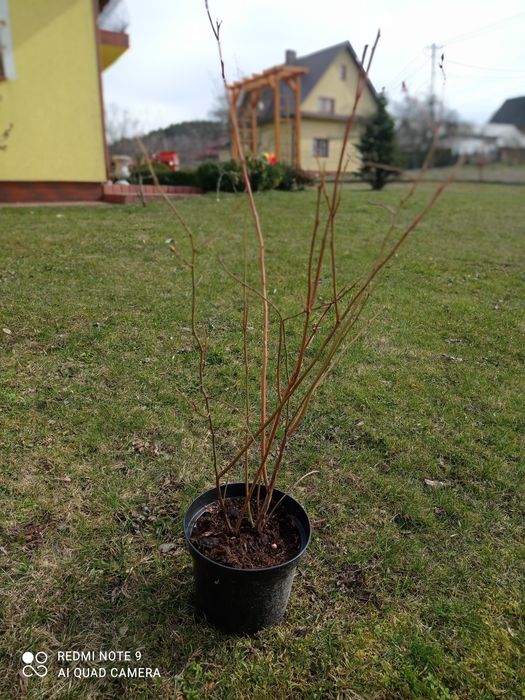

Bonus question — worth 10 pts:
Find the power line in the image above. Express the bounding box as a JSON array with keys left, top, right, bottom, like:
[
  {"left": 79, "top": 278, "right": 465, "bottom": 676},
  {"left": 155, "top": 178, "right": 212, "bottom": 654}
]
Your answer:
[
  {"left": 384, "top": 55, "right": 430, "bottom": 95},
  {"left": 446, "top": 59, "right": 525, "bottom": 73},
  {"left": 411, "top": 76, "right": 431, "bottom": 95},
  {"left": 444, "top": 72, "right": 525, "bottom": 81},
  {"left": 385, "top": 49, "right": 427, "bottom": 88},
  {"left": 440, "top": 11, "right": 525, "bottom": 46},
  {"left": 403, "top": 56, "right": 431, "bottom": 84}
]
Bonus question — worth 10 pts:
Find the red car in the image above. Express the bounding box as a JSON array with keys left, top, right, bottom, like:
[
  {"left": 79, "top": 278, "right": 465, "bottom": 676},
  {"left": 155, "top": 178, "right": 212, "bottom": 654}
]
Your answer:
[{"left": 152, "top": 151, "right": 180, "bottom": 171}]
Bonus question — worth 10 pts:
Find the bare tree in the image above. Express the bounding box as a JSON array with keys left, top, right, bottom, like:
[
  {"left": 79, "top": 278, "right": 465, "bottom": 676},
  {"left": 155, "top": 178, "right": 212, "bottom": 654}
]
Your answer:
[
  {"left": 105, "top": 103, "right": 143, "bottom": 146},
  {"left": 207, "top": 83, "right": 230, "bottom": 127},
  {"left": 393, "top": 94, "right": 459, "bottom": 168}
]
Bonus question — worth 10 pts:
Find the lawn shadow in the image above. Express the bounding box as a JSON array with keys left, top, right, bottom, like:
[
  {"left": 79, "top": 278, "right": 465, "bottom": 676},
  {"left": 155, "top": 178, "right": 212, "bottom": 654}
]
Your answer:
[{"left": 27, "top": 552, "right": 239, "bottom": 698}]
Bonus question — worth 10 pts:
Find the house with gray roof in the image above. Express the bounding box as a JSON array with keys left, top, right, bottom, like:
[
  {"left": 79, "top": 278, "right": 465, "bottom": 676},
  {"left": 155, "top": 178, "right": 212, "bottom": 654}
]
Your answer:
[
  {"left": 233, "top": 42, "right": 380, "bottom": 173},
  {"left": 490, "top": 96, "right": 525, "bottom": 134}
]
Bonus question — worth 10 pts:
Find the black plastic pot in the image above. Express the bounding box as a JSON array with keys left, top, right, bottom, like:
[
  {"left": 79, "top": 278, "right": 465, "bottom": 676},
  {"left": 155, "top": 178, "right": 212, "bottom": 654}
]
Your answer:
[{"left": 183, "top": 482, "right": 311, "bottom": 634}]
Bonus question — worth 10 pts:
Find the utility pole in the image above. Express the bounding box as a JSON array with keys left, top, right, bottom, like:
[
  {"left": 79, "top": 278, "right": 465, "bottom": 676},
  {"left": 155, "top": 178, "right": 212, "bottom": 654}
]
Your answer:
[{"left": 427, "top": 42, "right": 443, "bottom": 124}]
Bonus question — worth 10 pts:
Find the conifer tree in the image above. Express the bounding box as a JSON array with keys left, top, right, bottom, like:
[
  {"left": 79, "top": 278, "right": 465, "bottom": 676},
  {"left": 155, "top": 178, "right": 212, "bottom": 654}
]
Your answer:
[{"left": 358, "top": 93, "right": 398, "bottom": 190}]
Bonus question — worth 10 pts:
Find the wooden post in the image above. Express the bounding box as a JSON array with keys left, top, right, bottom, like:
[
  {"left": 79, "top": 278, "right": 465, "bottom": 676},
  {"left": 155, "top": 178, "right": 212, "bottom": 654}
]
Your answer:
[
  {"left": 250, "top": 91, "right": 258, "bottom": 155},
  {"left": 273, "top": 78, "right": 281, "bottom": 161},
  {"left": 227, "top": 67, "right": 307, "bottom": 164},
  {"left": 294, "top": 77, "right": 301, "bottom": 169},
  {"left": 229, "top": 88, "right": 239, "bottom": 160},
  {"left": 240, "top": 105, "right": 247, "bottom": 156}
]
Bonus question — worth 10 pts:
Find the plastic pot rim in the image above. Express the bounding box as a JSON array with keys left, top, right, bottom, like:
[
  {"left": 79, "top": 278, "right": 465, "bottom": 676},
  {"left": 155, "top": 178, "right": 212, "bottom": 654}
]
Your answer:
[{"left": 183, "top": 483, "right": 312, "bottom": 574}]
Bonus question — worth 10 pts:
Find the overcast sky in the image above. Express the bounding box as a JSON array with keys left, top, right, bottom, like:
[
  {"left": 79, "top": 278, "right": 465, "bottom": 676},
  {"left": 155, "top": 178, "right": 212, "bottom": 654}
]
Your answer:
[{"left": 102, "top": 0, "right": 525, "bottom": 135}]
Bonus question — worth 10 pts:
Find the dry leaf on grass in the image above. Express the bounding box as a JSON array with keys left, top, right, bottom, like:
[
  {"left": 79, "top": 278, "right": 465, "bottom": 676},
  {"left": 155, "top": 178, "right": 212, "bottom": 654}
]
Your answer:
[{"left": 424, "top": 478, "right": 451, "bottom": 488}]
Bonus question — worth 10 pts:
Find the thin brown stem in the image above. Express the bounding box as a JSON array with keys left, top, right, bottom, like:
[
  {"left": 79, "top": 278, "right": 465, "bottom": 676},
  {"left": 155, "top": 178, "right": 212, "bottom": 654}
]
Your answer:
[
  {"left": 241, "top": 216, "right": 254, "bottom": 525},
  {"left": 137, "top": 137, "right": 232, "bottom": 528},
  {"left": 206, "top": 0, "right": 270, "bottom": 484}
]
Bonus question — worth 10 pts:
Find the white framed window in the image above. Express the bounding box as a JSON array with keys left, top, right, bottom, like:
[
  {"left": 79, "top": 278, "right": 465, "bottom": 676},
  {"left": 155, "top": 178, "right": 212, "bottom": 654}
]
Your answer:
[
  {"left": 0, "top": 0, "right": 16, "bottom": 81},
  {"left": 313, "top": 138, "right": 329, "bottom": 158},
  {"left": 317, "top": 97, "right": 335, "bottom": 114}
]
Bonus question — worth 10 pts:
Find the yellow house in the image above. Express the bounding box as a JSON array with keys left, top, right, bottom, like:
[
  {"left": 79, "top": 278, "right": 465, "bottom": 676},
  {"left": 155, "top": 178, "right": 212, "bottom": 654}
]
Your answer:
[
  {"left": 0, "top": 0, "right": 129, "bottom": 202},
  {"left": 232, "top": 42, "right": 379, "bottom": 173}
]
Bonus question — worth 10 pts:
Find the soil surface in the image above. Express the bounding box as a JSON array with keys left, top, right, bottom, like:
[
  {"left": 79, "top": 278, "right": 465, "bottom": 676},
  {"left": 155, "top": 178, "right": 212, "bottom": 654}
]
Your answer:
[{"left": 190, "top": 496, "right": 301, "bottom": 569}]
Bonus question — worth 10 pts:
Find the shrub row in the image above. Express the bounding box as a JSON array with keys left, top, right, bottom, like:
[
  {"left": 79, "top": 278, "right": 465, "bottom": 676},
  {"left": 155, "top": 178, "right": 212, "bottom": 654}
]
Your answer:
[
  {"left": 129, "top": 165, "right": 200, "bottom": 188},
  {"left": 129, "top": 158, "right": 313, "bottom": 193}
]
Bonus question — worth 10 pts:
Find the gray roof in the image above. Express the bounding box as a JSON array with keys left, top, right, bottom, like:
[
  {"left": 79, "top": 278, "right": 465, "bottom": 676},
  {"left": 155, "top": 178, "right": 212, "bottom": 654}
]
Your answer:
[
  {"left": 253, "top": 41, "right": 379, "bottom": 123},
  {"left": 490, "top": 97, "right": 525, "bottom": 129}
]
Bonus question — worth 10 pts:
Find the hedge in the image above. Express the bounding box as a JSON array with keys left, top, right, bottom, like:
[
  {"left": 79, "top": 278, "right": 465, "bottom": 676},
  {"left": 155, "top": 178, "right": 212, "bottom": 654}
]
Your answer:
[{"left": 129, "top": 158, "right": 313, "bottom": 193}]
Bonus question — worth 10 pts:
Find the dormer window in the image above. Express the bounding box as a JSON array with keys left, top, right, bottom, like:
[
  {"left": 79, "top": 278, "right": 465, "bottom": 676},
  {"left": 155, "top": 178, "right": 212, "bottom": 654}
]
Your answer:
[
  {"left": 340, "top": 64, "right": 347, "bottom": 81},
  {"left": 318, "top": 97, "right": 335, "bottom": 114}
]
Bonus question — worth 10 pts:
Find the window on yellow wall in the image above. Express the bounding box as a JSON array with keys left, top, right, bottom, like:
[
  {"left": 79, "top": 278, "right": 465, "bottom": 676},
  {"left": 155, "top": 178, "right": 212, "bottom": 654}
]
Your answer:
[
  {"left": 313, "top": 138, "right": 329, "bottom": 158},
  {"left": 340, "top": 65, "right": 347, "bottom": 81},
  {"left": 318, "top": 97, "right": 335, "bottom": 114}
]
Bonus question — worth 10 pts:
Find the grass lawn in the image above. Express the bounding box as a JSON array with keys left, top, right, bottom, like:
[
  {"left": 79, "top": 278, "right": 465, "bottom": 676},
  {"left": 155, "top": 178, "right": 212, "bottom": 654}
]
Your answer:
[{"left": 1, "top": 183, "right": 524, "bottom": 699}]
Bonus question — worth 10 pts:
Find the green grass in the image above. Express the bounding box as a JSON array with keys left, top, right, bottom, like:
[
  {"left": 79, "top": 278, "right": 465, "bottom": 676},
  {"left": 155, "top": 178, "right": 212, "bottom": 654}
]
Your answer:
[{"left": 0, "top": 183, "right": 524, "bottom": 699}]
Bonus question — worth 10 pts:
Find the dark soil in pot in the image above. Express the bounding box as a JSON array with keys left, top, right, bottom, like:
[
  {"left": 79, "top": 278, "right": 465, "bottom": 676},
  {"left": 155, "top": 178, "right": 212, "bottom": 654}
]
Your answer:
[{"left": 190, "top": 494, "right": 301, "bottom": 569}]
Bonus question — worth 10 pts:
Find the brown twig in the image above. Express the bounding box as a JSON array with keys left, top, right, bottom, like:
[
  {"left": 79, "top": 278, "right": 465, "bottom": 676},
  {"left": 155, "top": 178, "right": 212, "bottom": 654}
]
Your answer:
[
  {"left": 205, "top": 0, "right": 270, "bottom": 484},
  {"left": 196, "top": 6, "right": 463, "bottom": 531},
  {"left": 137, "top": 138, "right": 232, "bottom": 528}
]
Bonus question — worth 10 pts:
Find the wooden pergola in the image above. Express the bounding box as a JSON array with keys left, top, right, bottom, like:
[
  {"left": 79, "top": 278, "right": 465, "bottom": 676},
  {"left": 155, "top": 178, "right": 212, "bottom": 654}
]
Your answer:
[{"left": 227, "top": 64, "right": 308, "bottom": 167}]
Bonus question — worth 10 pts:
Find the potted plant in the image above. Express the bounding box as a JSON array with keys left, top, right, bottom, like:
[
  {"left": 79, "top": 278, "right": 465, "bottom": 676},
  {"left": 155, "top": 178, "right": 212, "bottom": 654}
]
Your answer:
[{"left": 146, "top": 5, "right": 461, "bottom": 635}]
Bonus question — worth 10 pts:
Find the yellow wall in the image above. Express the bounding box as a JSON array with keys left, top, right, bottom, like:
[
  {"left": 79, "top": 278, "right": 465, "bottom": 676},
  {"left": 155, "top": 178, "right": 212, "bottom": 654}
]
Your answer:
[
  {"left": 300, "top": 46, "right": 376, "bottom": 172},
  {"left": 300, "top": 119, "right": 362, "bottom": 173},
  {"left": 259, "top": 117, "right": 364, "bottom": 173},
  {"left": 301, "top": 46, "right": 377, "bottom": 117},
  {"left": 0, "top": 0, "right": 107, "bottom": 182}
]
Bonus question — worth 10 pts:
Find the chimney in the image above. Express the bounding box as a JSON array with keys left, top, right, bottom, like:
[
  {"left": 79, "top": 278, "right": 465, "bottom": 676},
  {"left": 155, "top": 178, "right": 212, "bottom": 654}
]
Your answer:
[{"left": 285, "top": 49, "right": 297, "bottom": 65}]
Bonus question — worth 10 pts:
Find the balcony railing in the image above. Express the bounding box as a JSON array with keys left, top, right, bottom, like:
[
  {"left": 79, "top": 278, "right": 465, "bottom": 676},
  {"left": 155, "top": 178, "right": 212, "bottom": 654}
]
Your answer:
[{"left": 97, "top": 0, "right": 129, "bottom": 34}]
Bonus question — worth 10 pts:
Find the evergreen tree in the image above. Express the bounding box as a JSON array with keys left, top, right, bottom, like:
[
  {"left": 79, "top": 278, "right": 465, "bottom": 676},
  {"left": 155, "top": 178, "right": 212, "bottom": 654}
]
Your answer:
[{"left": 358, "top": 93, "right": 398, "bottom": 191}]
